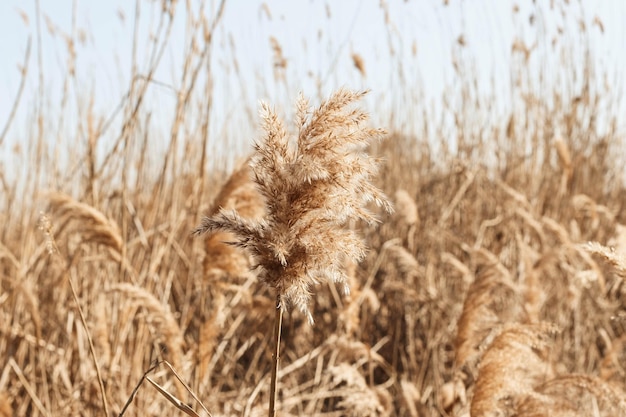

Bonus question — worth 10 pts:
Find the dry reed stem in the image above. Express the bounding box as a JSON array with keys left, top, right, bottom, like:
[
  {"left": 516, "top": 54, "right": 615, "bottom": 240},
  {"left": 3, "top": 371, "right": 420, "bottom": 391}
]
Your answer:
[
  {"left": 9, "top": 277, "right": 42, "bottom": 340},
  {"left": 8, "top": 357, "right": 49, "bottom": 416},
  {"left": 68, "top": 271, "right": 111, "bottom": 417},
  {"left": 338, "top": 259, "right": 361, "bottom": 337},
  {"left": 138, "top": 361, "right": 213, "bottom": 417},
  {"left": 400, "top": 378, "right": 422, "bottom": 417},
  {"left": 118, "top": 361, "right": 160, "bottom": 416},
  {"left": 0, "top": 37, "right": 31, "bottom": 146},
  {"left": 438, "top": 170, "right": 476, "bottom": 227},
  {"left": 145, "top": 376, "right": 201, "bottom": 417},
  {"left": 269, "top": 295, "right": 284, "bottom": 417},
  {"left": 119, "top": 360, "right": 212, "bottom": 417},
  {"left": 442, "top": 252, "right": 472, "bottom": 282},
  {"left": 0, "top": 241, "right": 20, "bottom": 270},
  {"left": 198, "top": 309, "right": 221, "bottom": 383}
]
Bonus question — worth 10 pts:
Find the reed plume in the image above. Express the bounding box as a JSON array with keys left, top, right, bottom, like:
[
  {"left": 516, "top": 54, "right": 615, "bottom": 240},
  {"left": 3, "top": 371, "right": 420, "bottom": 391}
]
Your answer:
[
  {"left": 519, "top": 374, "right": 626, "bottom": 417},
  {"left": 194, "top": 89, "right": 391, "bottom": 320},
  {"left": 470, "top": 322, "right": 557, "bottom": 416},
  {"left": 194, "top": 89, "right": 391, "bottom": 416},
  {"left": 455, "top": 249, "right": 523, "bottom": 377},
  {"left": 47, "top": 193, "right": 123, "bottom": 254}
]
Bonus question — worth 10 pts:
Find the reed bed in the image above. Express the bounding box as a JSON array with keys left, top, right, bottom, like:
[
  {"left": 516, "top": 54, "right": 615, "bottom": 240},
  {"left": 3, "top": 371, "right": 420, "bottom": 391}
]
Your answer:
[{"left": 2, "top": 1, "right": 626, "bottom": 416}]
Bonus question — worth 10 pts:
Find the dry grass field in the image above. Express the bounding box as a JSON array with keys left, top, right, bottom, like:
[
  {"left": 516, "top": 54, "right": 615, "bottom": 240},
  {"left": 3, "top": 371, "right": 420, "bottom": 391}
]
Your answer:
[{"left": 2, "top": 1, "right": 626, "bottom": 416}]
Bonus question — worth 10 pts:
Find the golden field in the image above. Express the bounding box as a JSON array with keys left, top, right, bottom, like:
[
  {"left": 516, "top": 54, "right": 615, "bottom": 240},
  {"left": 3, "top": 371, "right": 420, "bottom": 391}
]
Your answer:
[{"left": 1, "top": 1, "right": 626, "bottom": 416}]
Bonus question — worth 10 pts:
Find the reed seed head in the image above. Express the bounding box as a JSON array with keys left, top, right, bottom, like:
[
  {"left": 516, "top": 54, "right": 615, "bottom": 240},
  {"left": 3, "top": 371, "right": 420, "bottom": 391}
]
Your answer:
[{"left": 195, "top": 89, "right": 392, "bottom": 321}]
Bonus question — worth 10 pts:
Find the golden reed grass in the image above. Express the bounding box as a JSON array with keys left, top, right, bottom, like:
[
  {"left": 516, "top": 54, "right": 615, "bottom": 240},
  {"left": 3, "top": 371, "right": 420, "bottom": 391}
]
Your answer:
[{"left": 4, "top": 2, "right": 626, "bottom": 416}]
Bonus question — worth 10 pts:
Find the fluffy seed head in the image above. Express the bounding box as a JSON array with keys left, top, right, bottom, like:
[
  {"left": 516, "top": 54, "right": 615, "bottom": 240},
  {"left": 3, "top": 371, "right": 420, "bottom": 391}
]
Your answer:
[{"left": 195, "top": 89, "right": 392, "bottom": 321}]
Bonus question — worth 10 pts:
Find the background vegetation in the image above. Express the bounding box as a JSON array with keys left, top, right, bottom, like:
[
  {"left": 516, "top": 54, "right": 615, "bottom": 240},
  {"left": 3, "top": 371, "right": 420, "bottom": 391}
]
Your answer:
[{"left": 1, "top": 1, "right": 626, "bottom": 416}]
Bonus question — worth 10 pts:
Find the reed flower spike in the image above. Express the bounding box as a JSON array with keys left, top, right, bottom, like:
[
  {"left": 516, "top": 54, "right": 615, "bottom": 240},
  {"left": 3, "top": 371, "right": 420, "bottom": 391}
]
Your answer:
[{"left": 194, "top": 89, "right": 392, "bottom": 322}]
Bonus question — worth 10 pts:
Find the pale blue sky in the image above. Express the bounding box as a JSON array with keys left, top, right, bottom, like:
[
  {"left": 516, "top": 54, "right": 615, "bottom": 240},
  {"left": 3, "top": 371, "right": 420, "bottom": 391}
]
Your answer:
[{"left": 1, "top": 1, "right": 624, "bottom": 171}]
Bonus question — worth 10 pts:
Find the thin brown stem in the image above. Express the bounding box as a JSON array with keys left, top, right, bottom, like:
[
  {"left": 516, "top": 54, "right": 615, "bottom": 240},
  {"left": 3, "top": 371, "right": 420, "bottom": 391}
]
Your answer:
[
  {"left": 0, "top": 37, "right": 31, "bottom": 147},
  {"left": 269, "top": 294, "right": 284, "bottom": 417},
  {"left": 68, "top": 269, "right": 110, "bottom": 417}
]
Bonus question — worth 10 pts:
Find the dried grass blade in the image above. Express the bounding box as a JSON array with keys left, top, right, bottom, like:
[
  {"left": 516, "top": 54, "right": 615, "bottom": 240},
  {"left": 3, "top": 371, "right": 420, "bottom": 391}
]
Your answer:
[
  {"left": 118, "top": 362, "right": 159, "bottom": 416},
  {"left": 8, "top": 358, "right": 50, "bottom": 417},
  {"left": 145, "top": 377, "right": 200, "bottom": 417},
  {"left": 162, "top": 360, "right": 213, "bottom": 417}
]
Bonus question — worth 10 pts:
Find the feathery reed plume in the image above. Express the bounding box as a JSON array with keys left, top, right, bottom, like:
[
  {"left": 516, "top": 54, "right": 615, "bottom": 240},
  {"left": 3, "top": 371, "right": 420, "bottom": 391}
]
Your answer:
[
  {"left": 328, "top": 363, "right": 391, "bottom": 417},
  {"left": 455, "top": 249, "right": 523, "bottom": 376},
  {"left": 517, "top": 374, "right": 626, "bottom": 417},
  {"left": 48, "top": 193, "right": 123, "bottom": 254},
  {"left": 453, "top": 248, "right": 526, "bottom": 415},
  {"left": 194, "top": 89, "right": 391, "bottom": 319},
  {"left": 194, "top": 89, "right": 391, "bottom": 416},
  {"left": 470, "top": 322, "right": 557, "bottom": 417}
]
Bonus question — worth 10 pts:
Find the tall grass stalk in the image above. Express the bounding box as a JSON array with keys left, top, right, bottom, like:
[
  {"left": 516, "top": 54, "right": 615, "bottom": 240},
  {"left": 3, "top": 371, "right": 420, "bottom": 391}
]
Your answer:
[{"left": 269, "top": 295, "right": 283, "bottom": 417}]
